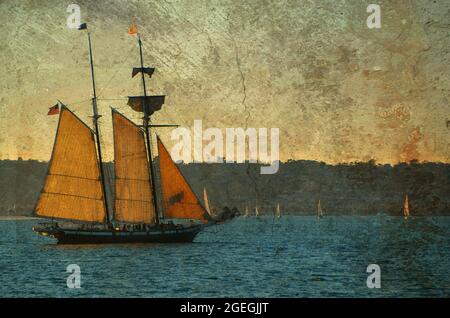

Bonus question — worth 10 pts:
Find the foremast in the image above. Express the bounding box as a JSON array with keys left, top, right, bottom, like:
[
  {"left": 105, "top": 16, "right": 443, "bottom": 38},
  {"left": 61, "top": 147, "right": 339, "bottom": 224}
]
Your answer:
[{"left": 82, "top": 25, "right": 112, "bottom": 225}]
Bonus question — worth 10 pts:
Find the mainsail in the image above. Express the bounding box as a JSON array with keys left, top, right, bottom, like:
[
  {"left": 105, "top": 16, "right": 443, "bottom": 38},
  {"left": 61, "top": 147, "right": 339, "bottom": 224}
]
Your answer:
[
  {"left": 255, "top": 206, "right": 260, "bottom": 217},
  {"left": 112, "top": 109, "right": 156, "bottom": 223},
  {"left": 157, "top": 137, "right": 210, "bottom": 222},
  {"left": 35, "top": 106, "right": 106, "bottom": 222}
]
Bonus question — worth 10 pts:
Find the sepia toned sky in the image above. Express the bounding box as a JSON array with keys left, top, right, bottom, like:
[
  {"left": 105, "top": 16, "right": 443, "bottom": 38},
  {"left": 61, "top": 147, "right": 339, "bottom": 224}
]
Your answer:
[{"left": 0, "top": 0, "right": 449, "bottom": 164}]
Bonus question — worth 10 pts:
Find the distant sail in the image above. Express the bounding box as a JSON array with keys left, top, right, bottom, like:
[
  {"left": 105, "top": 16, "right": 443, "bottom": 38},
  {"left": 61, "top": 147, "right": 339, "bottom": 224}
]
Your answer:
[
  {"left": 34, "top": 106, "right": 106, "bottom": 222},
  {"left": 276, "top": 203, "right": 281, "bottom": 218},
  {"left": 157, "top": 137, "right": 210, "bottom": 222},
  {"left": 317, "top": 200, "right": 323, "bottom": 218},
  {"left": 112, "top": 110, "right": 156, "bottom": 223},
  {"left": 255, "top": 206, "right": 260, "bottom": 217},
  {"left": 403, "top": 193, "right": 410, "bottom": 219},
  {"left": 203, "top": 187, "right": 212, "bottom": 217},
  {"left": 244, "top": 206, "right": 249, "bottom": 217}
]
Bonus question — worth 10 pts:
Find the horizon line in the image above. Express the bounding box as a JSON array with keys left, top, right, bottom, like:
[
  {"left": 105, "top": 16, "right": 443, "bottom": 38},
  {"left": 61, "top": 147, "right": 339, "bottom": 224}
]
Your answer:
[{"left": 2, "top": 157, "right": 449, "bottom": 167}]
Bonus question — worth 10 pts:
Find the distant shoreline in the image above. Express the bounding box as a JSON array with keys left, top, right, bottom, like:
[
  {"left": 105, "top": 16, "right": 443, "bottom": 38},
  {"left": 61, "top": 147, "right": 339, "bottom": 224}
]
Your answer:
[{"left": 1, "top": 159, "right": 449, "bottom": 216}]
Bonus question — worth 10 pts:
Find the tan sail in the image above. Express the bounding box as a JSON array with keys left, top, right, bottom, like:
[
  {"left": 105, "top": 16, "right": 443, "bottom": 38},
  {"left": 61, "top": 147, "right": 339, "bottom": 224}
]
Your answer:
[
  {"left": 35, "top": 106, "right": 106, "bottom": 222},
  {"left": 255, "top": 206, "right": 260, "bottom": 217},
  {"left": 276, "top": 202, "right": 281, "bottom": 218},
  {"left": 112, "top": 110, "right": 155, "bottom": 223},
  {"left": 203, "top": 187, "right": 212, "bottom": 217},
  {"left": 403, "top": 193, "right": 410, "bottom": 219},
  {"left": 157, "top": 137, "right": 210, "bottom": 222},
  {"left": 244, "top": 206, "right": 249, "bottom": 217}
]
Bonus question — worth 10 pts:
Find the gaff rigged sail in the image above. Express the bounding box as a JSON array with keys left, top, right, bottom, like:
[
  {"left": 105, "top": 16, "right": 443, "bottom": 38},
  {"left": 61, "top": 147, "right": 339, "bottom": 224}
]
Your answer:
[
  {"left": 35, "top": 106, "right": 106, "bottom": 222},
  {"left": 112, "top": 109, "right": 156, "bottom": 224}
]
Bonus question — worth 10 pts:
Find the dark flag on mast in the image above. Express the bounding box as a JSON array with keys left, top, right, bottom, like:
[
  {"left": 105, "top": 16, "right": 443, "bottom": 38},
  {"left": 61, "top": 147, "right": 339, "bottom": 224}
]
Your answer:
[{"left": 78, "top": 23, "right": 87, "bottom": 30}]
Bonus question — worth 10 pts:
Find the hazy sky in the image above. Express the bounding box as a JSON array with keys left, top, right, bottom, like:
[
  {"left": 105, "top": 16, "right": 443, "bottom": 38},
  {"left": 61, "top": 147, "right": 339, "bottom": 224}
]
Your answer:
[{"left": 1, "top": 0, "right": 449, "bottom": 163}]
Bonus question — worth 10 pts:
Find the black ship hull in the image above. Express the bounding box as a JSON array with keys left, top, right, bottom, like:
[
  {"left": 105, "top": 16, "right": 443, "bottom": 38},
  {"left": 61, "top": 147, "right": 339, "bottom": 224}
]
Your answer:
[{"left": 33, "top": 224, "right": 204, "bottom": 244}]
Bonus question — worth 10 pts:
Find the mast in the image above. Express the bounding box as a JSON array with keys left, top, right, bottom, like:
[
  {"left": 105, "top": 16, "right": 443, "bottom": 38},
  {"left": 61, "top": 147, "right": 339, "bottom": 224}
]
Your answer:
[
  {"left": 137, "top": 33, "right": 160, "bottom": 225},
  {"left": 86, "top": 29, "right": 111, "bottom": 225}
]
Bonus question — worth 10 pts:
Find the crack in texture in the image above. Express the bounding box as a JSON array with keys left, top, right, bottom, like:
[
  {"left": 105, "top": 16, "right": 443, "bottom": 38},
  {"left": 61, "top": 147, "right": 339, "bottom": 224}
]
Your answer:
[{"left": 230, "top": 35, "right": 260, "bottom": 206}]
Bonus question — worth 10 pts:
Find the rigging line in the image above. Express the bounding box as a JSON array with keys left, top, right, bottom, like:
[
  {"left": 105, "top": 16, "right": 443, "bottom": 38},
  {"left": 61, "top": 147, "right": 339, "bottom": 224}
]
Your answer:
[
  {"left": 98, "top": 98, "right": 128, "bottom": 101},
  {"left": 64, "top": 98, "right": 92, "bottom": 107},
  {"left": 97, "top": 45, "right": 137, "bottom": 99}
]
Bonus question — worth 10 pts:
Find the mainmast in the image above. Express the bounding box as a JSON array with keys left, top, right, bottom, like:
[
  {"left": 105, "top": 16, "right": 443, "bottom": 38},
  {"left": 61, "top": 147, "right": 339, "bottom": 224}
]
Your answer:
[
  {"left": 136, "top": 33, "right": 160, "bottom": 225},
  {"left": 82, "top": 24, "right": 111, "bottom": 225},
  {"left": 127, "top": 26, "right": 177, "bottom": 224}
]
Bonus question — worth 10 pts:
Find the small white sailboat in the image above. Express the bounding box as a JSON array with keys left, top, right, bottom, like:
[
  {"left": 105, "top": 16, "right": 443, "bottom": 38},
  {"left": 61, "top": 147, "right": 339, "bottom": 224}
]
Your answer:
[
  {"left": 317, "top": 199, "right": 324, "bottom": 219},
  {"left": 255, "top": 206, "right": 260, "bottom": 217},
  {"left": 244, "top": 205, "right": 249, "bottom": 217},
  {"left": 203, "top": 187, "right": 212, "bottom": 218},
  {"left": 403, "top": 193, "right": 410, "bottom": 220},
  {"left": 8, "top": 204, "right": 16, "bottom": 214},
  {"left": 276, "top": 202, "right": 281, "bottom": 218}
]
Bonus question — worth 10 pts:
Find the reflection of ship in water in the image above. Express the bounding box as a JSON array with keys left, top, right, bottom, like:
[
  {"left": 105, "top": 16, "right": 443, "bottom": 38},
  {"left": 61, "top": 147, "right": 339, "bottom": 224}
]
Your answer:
[{"left": 32, "top": 24, "right": 223, "bottom": 244}]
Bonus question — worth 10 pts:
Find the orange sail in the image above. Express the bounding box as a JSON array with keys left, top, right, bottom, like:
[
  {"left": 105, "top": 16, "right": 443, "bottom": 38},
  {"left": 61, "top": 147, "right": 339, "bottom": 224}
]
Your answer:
[
  {"left": 35, "top": 106, "right": 106, "bottom": 222},
  {"left": 157, "top": 137, "right": 210, "bottom": 222},
  {"left": 112, "top": 109, "right": 156, "bottom": 223}
]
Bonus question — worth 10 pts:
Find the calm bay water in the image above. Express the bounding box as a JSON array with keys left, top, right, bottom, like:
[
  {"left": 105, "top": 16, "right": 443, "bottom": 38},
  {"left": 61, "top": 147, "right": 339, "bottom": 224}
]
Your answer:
[{"left": 0, "top": 216, "right": 449, "bottom": 297}]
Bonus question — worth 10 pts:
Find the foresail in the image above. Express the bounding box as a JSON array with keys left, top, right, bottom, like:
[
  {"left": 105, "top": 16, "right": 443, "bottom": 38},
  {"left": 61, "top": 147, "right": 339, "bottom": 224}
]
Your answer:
[
  {"left": 157, "top": 137, "right": 210, "bottom": 222},
  {"left": 112, "top": 110, "right": 155, "bottom": 223},
  {"left": 35, "top": 107, "right": 106, "bottom": 222}
]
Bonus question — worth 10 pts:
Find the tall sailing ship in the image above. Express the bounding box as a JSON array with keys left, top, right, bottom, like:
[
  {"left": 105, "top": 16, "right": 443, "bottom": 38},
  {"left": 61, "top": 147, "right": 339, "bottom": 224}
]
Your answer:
[{"left": 32, "top": 24, "right": 213, "bottom": 244}]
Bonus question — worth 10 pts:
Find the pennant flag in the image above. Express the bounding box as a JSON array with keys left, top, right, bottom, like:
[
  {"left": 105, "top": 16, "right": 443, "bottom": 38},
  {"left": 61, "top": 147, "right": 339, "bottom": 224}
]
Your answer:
[
  {"left": 132, "top": 67, "right": 155, "bottom": 78},
  {"left": 78, "top": 23, "right": 87, "bottom": 30},
  {"left": 47, "top": 103, "right": 60, "bottom": 116},
  {"left": 128, "top": 24, "right": 138, "bottom": 35}
]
